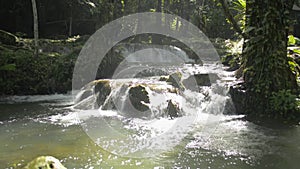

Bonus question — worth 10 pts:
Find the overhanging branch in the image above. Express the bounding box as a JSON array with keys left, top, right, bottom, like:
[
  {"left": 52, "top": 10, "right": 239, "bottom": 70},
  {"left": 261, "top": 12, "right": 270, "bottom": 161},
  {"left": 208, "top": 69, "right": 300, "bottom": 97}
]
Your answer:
[{"left": 219, "top": 0, "right": 246, "bottom": 38}]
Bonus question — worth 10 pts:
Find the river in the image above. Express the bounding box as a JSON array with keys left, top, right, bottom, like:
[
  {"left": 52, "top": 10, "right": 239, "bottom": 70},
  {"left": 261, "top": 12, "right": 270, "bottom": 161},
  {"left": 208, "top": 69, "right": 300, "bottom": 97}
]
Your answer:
[{"left": 1, "top": 84, "right": 300, "bottom": 168}]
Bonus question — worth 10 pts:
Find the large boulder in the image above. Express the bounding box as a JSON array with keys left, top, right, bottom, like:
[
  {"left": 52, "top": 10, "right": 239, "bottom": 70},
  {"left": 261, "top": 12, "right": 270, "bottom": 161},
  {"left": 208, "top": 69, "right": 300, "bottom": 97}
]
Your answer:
[
  {"left": 182, "top": 74, "right": 219, "bottom": 91},
  {"left": 94, "top": 79, "right": 111, "bottom": 108},
  {"left": 159, "top": 72, "right": 185, "bottom": 90},
  {"left": 74, "top": 79, "right": 112, "bottom": 109},
  {"left": 23, "top": 156, "right": 66, "bottom": 169},
  {"left": 128, "top": 85, "right": 150, "bottom": 113}
]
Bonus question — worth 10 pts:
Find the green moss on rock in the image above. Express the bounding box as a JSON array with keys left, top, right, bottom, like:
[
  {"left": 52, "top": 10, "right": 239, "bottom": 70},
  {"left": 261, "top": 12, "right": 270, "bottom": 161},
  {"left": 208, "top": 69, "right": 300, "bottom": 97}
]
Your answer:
[{"left": 23, "top": 156, "right": 66, "bottom": 169}]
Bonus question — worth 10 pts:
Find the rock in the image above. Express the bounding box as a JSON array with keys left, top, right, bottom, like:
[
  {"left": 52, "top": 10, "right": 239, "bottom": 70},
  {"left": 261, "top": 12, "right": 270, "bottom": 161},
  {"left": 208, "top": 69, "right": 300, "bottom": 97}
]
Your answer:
[
  {"left": 228, "top": 84, "right": 246, "bottom": 114},
  {"left": 159, "top": 75, "right": 169, "bottom": 81},
  {"left": 165, "top": 72, "right": 185, "bottom": 90},
  {"left": 128, "top": 85, "right": 150, "bottom": 112},
  {"left": 223, "top": 98, "right": 236, "bottom": 115},
  {"left": 102, "top": 84, "right": 129, "bottom": 110},
  {"left": 0, "top": 30, "right": 17, "bottom": 46},
  {"left": 94, "top": 79, "right": 111, "bottom": 108},
  {"left": 134, "top": 68, "right": 168, "bottom": 78},
  {"left": 76, "top": 89, "right": 93, "bottom": 103},
  {"left": 182, "top": 74, "right": 219, "bottom": 91},
  {"left": 166, "top": 100, "right": 182, "bottom": 119},
  {"left": 75, "top": 79, "right": 112, "bottom": 108},
  {"left": 23, "top": 156, "right": 66, "bottom": 169}
]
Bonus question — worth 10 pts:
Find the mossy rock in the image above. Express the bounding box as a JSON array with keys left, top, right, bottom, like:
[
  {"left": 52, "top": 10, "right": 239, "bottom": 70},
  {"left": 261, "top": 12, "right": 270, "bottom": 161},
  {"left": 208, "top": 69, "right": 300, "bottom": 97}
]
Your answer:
[
  {"left": 182, "top": 74, "right": 219, "bottom": 91},
  {"left": 165, "top": 72, "right": 185, "bottom": 90},
  {"left": 94, "top": 79, "right": 111, "bottom": 108},
  {"left": 23, "top": 156, "right": 66, "bottom": 169},
  {"left": 134, "top": 68, "right": 168, "bottom": 78},
  {"left": 0, "top": 30, "right": 17, "bottom": 46},
  {"left": 128, "top": 85, "right": 150, "bottom": 112}
]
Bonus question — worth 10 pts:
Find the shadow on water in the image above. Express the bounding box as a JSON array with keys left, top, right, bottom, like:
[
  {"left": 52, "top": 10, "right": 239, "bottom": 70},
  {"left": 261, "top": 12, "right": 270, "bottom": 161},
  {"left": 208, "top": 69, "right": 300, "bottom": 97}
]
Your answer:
[{"left": 0, "top": 103, "right": 49, "bottom": 121}]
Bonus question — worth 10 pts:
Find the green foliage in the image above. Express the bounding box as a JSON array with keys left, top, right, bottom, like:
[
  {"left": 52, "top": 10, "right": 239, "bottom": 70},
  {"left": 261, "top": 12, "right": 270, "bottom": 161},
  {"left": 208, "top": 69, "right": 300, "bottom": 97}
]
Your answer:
[
  {"left": 217, "top": 38, "right": 243, "bottom": 70},
  {"left": 231, "top": 0, "right": 246, "bottom": 30},
  {"left": 288, "top": 35, "right": 300, "bottom": 46},
  {"left": 0, "top": 44, "right": 77, "bottom": 95},
  {"left": 0, "top": 64, "right": 16, "bottom": 71},
  {"left": 270, "top": 90, "right": 299, "bottom": 119},
  {"left": 288, "top": 35, "right": 296, "bottom": 46},
  {"left": 200, "top": 1, "right": 234, "bottom": 38},
  {"left": 242, "top": 0, "right": 299, "bottom": 121}
]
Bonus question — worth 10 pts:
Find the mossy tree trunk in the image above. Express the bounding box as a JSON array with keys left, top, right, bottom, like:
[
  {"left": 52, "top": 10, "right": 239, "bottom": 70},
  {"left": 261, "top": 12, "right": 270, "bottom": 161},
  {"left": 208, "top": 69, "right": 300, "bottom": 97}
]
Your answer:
[{"left": 242, "top": 0, "right": 298, "bottom": 118}]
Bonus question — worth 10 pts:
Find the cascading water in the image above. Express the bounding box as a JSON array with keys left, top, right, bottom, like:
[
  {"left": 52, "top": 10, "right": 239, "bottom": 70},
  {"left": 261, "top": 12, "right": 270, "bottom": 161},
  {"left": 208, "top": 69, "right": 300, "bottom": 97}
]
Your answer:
[
  {"left": 70, "top": 50, "right": 235, "bottom": 158},
  {"left": 119, "top": 43, "right": 194, "bottom": 64},
  {"left": 2, "top": 44, "right": 300, "bottom": 168}
]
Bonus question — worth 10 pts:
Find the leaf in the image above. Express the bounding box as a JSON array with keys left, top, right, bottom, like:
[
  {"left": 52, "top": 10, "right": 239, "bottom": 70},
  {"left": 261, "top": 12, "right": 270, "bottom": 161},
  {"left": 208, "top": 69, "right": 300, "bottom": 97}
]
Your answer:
[
  {"left": 293, "top": 49, "right": 300, "bottom": 54},
  {"left": 288, "top": 35, "right": 296, "bottom": 46},
  {"left": 0, "top": 64, "right": 16, "bottom": 71},
  {"left": 244, "top": 27, "right": 255, "bottom": 33}
]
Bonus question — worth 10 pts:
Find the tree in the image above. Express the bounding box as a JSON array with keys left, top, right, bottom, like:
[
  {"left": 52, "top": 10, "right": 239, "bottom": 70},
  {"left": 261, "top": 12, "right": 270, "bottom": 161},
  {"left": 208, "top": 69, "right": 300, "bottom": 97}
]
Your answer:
[
  {"left": 31, "top": 0, "right": 39, "bottom": 57},
  {"left": 218, "top": 0, "right": 245, "bottom": 37},
  {"left": 242, "top": 0, "right": 299, "bottom": 120}
]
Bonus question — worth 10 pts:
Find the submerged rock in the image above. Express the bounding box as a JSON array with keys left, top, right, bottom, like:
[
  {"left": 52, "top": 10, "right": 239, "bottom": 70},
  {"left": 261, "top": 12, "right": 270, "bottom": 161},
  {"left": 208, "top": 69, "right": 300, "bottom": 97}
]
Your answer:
[{"left": 23, "top": 156, "right": 66, "bottom": 169}]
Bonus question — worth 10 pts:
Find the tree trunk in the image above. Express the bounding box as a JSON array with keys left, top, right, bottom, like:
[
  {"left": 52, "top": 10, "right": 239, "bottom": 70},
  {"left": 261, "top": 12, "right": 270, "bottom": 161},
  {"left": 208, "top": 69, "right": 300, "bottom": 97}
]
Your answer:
[
  {"left": 69, "top": 7, "right": 73, "bottom": 37},
  {"left": 242, "top": 0, "right": 298, "bottom": 117},
  {"left": 31, "top": 0, "right": 39, "bottom": 57}
]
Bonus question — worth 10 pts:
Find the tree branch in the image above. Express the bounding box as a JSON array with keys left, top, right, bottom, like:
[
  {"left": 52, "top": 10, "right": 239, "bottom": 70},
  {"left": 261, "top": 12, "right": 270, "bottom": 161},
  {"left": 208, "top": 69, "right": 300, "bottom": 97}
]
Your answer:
[{"left": 219, "top": 0, "right": 245, "bottom": 38}]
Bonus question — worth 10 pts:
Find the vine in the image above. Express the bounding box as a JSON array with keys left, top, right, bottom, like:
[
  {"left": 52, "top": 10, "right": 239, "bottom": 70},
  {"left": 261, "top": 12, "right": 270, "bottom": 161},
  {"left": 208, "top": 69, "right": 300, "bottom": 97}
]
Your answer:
[{"left": 242, "top": 0, "right": 299, "bottom": 120}]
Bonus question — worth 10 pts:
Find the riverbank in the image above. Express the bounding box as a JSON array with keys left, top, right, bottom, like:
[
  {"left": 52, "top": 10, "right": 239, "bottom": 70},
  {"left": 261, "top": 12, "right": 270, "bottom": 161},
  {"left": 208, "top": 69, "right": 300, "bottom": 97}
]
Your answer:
[
  {"left": 0, "top": 31, "right": 126, "bottom": 95},
  {"left": 0, "top": 36, "right": 83, "bottom": 95}
]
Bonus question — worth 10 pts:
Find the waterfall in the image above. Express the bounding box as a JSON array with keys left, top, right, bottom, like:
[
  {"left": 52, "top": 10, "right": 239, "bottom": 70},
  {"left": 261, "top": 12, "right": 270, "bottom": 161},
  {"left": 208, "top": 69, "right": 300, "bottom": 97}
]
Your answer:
[
  {"left": 69, "top": 43, "right": 236, "bottom": 158},
  {"left": 119, "top": 43, "right": 195, "bottom": 64}
]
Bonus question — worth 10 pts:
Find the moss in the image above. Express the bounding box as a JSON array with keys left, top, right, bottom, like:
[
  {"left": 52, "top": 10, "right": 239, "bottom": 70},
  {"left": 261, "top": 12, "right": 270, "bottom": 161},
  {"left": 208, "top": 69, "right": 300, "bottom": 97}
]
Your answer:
[{"left": 23, "top": 156, "right": 66, "bottom": 169}]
